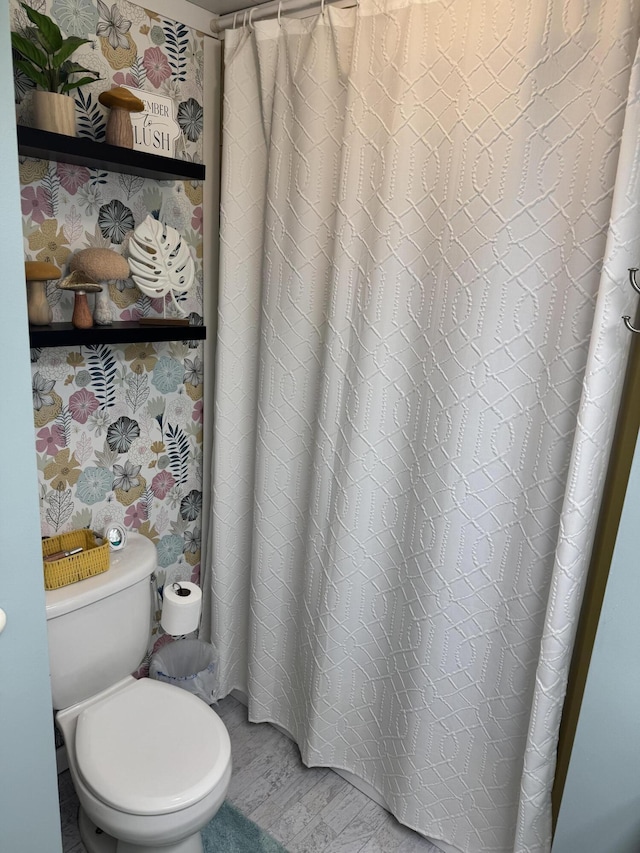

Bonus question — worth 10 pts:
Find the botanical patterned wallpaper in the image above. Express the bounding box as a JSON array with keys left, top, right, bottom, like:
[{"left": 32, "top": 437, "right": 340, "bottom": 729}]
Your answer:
[{"left": 12, "top": 0, "right": 206, "bottom": 662}]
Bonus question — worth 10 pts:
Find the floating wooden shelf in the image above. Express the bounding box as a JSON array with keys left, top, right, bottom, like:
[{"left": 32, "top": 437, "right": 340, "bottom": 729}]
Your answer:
[
  {"left": 29, "top": 321, "right": 206, "bottom": 348},
  {"left": 17, "top": 126, "right": 205, "bottom": 182}
]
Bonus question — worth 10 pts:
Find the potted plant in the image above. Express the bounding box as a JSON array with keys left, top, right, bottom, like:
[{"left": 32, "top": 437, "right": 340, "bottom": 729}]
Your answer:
[{"left": 11, "top": 2, "right": 100, "bottom": 137}]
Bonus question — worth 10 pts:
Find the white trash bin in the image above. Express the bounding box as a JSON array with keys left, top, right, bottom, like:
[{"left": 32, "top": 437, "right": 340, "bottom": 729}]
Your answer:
[{"left": 150, "top": 638, "right": 218, "bottom": 704}]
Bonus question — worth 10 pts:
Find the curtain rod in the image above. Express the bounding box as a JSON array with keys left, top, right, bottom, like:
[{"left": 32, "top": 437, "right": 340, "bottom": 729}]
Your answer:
[{"left": 211, "top": 0, "right": 356, "bottom": 33}]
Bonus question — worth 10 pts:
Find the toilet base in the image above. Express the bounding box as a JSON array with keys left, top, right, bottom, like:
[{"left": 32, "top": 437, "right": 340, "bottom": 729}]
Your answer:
[{"left": 79, "top": 807, "right": 204, "bottom": 853}]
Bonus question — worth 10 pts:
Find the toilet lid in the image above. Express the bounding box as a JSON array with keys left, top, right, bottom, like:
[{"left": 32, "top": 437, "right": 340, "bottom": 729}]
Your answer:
[{"left": 75, "top": 678, "right": 231, "bottom": 816}]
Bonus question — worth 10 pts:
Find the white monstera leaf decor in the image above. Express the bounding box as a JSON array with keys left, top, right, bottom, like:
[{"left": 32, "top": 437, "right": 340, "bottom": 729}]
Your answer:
[{"left": 127, "top": 215, "right": 195, "bottom": 316}]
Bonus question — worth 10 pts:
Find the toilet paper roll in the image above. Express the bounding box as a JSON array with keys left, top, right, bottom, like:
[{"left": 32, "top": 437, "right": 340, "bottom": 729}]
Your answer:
[{"left": 161, "top": 582, "right": 202, "bottom": 636}]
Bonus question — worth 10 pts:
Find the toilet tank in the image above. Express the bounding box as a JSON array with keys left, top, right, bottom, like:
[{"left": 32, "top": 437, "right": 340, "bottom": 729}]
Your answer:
[{"left": 45, "top": 533, "right": 157, "bottom": 710}]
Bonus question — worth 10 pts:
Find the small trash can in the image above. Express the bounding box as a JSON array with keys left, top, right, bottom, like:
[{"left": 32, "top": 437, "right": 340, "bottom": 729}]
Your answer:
[{"left": 149, "top": 639, "right": 218, "bottom": 704}]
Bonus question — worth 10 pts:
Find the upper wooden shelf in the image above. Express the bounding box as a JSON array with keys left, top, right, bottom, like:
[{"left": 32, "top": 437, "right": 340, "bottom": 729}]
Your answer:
[
  {"left": 17, "top": 126, "right": 205, "bottom": 182},
  {"left": 29, "top": 321, "right": 206, "bottom": 348}
]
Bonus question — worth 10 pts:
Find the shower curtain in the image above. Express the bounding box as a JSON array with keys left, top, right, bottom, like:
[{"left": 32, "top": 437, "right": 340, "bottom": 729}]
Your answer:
[{"left": 207, "top": 1, "right": 640, "bottom": 850}]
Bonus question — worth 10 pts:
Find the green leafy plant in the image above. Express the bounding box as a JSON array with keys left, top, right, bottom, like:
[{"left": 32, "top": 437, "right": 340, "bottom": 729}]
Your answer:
[{"left": 11, "top": 2, "right": 100, "bottom": 95}]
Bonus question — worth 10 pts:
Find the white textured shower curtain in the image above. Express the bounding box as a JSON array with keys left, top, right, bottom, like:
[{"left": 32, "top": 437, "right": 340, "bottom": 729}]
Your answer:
[{"left": 208, "top": 1, "right": 640, "bottom": 850}]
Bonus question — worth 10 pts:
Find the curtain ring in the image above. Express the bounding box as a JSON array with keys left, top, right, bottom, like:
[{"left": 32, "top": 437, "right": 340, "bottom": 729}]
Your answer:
[
  {"left": 232, "top": 11, "right": 238, "bottom": 28},
  {"left": 242, "top": 9, "right": 248, "bottom": 27},
  {"left": 248, "top": 7, "right": 255, "bottom": 29},
  {"left": 277, "top": 0, "right": 283, "bottom": 26},
  {"left": 321, "top": 0, "right": 326, "bottom": 16}
]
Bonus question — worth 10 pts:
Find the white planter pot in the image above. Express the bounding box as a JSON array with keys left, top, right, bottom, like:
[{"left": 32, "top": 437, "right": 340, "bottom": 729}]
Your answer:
[{"left": 32, "top": 91, "right": 76, "bottom": 136}]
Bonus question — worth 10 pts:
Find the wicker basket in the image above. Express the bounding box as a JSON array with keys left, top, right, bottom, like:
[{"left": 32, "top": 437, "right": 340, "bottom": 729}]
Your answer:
[{"left": 42, "top": 529, "right": 110, "bottom": 590}]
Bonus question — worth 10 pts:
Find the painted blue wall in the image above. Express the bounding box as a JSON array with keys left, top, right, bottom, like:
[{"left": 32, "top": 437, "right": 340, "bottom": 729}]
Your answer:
[
  {"left": 553, "top": 431, "right": 640, "bottom": 853},
  {"left": 0, "top": 5, "right": 62, "bottom": 849}
]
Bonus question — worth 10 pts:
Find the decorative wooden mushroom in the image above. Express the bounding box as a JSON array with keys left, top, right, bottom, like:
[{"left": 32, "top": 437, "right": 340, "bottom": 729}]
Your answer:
[
  {"left": 98, "top": 86, "right": 145, "bottom": 149},
  {"left": 70, "top": 248, "right": 130, "bottom": 326},
  {"left": 24, "top": 261, "right": 61, "bottom": 326},
  {"left": 58, "top": 270, "right": 102, "bottom": 329}
]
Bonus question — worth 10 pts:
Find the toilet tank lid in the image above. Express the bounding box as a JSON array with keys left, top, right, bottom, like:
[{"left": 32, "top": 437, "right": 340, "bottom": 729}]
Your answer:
[{"left": 45, "top": 533, "right": 156, "bottom": 620}]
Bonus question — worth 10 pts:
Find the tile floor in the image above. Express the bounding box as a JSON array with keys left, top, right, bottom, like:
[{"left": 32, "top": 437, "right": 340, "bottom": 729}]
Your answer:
[{"left": 58, "top": 694, "right": 442, "bottom": 853}]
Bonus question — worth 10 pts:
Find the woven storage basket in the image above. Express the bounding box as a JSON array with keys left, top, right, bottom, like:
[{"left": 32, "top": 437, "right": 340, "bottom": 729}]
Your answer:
[{"left": 42, "top": 529, "right": 110, "bottom": 590}]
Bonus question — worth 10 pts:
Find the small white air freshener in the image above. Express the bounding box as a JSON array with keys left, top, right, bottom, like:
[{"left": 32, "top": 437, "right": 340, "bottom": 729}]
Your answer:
[{"left": 105, "top": 524, "right": 127, "bottom": 551}]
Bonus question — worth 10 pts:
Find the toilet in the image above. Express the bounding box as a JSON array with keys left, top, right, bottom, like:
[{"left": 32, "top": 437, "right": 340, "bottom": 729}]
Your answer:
[{"left": 45, "top": 533, "right": 232, "bottom": 853}]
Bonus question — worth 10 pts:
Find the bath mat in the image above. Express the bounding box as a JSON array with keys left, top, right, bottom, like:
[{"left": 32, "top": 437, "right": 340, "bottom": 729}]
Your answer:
[{"left": 202, "top": 801, "right": 289, "bottom": 852}]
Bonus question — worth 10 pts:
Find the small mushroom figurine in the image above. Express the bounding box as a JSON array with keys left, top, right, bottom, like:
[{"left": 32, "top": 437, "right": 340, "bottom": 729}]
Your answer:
[
  {"left": 98, "top": 86, "right": 145, "bottom": 149},
  {"left": 70, "top": 248, "right": 130, "bottom": 326},
  {"left": 58, "top": 270, "right": 102, "bottom": 329},
  {"left": 24, "top": 261, "right": 61, "bottom": 326}
]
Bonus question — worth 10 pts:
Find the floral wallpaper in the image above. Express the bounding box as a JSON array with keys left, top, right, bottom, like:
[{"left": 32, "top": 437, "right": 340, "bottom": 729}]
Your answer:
[{"left": 12, "top": 0, "right": 206, "bottom": 663}]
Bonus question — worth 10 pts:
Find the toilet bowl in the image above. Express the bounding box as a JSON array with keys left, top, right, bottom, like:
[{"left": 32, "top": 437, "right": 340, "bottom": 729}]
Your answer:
[
  {"left": 57, "top": 677, "right": 232, "bottom": 852},
  {"left": 45, "top": 534, "right": 232, "bottom": 852}
]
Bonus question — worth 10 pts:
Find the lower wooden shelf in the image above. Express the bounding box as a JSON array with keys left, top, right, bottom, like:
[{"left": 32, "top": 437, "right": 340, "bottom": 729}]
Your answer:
[{"left": 29, "top": 321, "right": 206, "bottom": 348}]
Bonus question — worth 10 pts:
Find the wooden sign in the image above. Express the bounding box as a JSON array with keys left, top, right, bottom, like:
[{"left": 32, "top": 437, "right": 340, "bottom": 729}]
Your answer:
[{"left": 122, "top": 86, "right": 181, "bottom": 158}]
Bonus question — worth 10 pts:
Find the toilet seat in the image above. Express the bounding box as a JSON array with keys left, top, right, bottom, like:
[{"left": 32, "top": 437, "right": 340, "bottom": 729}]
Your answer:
[{"left": 75, "top": 678, "right": 231, "bottom": 817}]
